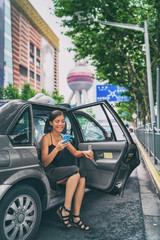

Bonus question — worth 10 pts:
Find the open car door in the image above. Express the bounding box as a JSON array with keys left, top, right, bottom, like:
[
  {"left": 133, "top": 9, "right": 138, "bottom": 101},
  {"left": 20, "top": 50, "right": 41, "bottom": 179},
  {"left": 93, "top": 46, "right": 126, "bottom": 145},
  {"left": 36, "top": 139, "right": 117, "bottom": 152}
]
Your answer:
[{"left": 68, "top": 101, "right": 140, "bottom": 195}]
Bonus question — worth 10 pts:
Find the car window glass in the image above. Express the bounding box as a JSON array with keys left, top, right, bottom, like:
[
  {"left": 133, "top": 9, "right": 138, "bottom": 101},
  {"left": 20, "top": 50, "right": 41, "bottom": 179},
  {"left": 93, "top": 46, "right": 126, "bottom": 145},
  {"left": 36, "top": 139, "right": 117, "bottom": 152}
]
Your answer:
[
  {"left": 9, "top": 108, "right": 31, "bottom": 145},
  {"left": 74, "top": 105, "right": 112, "bottom": 142},
  {"left": 104, "top": 105, "right": 126, "bottom": 141},
  {"left": 33, "top": 113, "right": 74, "bottom": 141},
  {"left": 34, "top": 117, "right": 46, "bottom": 143},
  {"left": 0, "top": 102, "right": 7, "bottom": 107},
  {"left": 64, "top": 116, "right": 74, "bottom": 136}
]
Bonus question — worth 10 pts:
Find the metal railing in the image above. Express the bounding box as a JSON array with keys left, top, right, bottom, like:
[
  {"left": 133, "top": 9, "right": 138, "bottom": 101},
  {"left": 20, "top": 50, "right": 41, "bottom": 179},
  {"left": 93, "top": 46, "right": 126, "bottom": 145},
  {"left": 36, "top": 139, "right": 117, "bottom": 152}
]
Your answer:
[{"left": 135, "top": 122, "right": 160, "bottom": 165}]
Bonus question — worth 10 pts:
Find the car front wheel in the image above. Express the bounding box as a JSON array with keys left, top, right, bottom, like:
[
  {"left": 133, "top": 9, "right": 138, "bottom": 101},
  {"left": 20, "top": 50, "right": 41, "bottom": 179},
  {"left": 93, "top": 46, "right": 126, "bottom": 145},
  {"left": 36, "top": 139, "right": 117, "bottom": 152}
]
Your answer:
[{"left": 0, "top": 184, "right": 42, "bottom": 240}]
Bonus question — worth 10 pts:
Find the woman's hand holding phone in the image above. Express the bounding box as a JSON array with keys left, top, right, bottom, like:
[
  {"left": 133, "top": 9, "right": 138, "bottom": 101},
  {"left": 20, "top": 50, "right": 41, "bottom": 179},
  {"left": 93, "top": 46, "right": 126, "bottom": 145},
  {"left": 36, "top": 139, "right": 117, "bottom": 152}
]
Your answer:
[
  {"left": 62, "top": 135, "right": 71, "bottom": 144},
  {"left": 56, "top": 138, "right": 69, "bottom": 152}
]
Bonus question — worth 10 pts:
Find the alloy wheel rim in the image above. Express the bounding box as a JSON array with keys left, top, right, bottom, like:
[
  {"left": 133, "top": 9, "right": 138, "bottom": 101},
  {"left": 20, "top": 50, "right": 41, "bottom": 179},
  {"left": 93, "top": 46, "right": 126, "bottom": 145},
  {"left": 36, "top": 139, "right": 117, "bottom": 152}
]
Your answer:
[{"left": 3, "top": 194, "right": 37, "bottom": 240}]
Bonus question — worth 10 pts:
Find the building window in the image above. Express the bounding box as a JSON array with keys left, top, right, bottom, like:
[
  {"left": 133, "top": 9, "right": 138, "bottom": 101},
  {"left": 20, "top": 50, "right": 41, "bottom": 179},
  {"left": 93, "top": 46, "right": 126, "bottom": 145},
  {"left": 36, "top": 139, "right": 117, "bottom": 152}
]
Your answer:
[
  {"left": 6, "top": 72, "right": 13, "bottom": 84},
  {"left": 36, "top": 59, "right": 40, "bottom": 67},
  {"left": 36, "top": 74, "right": 40, "bottom": 82},
  {"left": 36, "top": 48, "right": 40, "bottom": 57},
  {"left": 4, "top": 54, "right": 13, "bottom": 68},
  {"left": 30, "top": 54, "right": 34, "bottom": 63},
  {"left": 30, "top": 70, "right": 34, "bottom": 79},
  {"left": 5, "top": 5, "right": 11, "bottom": 20},
  {"left": 4, "top": 37, "right": 12, "bottom": 52},
  {"left": 19, "top": 65, "right": 27, "bottom": 76},
  {"left": 5, "top": 21, "right": 11, "bottom": 35},
  {"left": 30, "top": 43, "right": 34, "bottom": 53}
]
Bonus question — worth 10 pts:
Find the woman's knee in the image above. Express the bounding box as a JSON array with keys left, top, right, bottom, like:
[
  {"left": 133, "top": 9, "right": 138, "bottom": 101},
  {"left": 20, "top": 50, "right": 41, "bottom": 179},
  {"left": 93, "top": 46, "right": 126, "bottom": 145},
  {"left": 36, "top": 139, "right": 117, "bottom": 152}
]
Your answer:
[
  {"left": 72, "top": 165, "right": 79, "bottom": 173},
  {"left": 70, "top": 171, "right": 80, "bottom": 182},
  {"left": 80, "top": 176, "right": 86, "bottom": 181},
  {"left": 75, "top": 171, "right": 80, "bottom": 179}
]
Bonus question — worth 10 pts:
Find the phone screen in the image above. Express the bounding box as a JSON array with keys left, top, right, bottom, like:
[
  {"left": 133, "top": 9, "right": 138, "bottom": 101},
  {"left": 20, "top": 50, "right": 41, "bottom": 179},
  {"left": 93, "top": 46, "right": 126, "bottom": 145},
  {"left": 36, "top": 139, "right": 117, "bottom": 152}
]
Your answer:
[{"left": 62, "top": 135, "right": 71, "bottom": 143}]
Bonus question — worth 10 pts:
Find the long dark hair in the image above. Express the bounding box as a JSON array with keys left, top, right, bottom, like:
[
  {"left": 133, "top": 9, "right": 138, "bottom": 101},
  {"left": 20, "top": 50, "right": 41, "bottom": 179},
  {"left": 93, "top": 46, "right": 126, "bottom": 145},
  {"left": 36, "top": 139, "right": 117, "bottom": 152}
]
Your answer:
[{"left": 49, "top": 110, "right": 64, "bottom": 122}]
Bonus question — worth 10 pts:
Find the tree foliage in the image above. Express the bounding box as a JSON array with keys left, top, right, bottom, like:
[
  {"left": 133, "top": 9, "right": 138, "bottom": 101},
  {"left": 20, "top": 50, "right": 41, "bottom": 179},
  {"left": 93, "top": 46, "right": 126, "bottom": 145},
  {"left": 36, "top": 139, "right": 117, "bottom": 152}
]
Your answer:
[
  {"left": 4, "top": 84, "right": 20, "bottom": 99},
  {"left": 0, "top": 83, "right": 64, "bottom": 103},
  {"left": 115, "top": 101, "right": 137, "bottom": 122},
  {"left": 21, "top": 83, "right": 37, "bottom": 100},
  {"left": 51, "top": 89, "right": 64, "bottom": 103},
  {"left": 0, "top": 87, "right": 4, "bottom": 99},
  {"left": 41, "top": 88, "right": 50, "bottom": 96},
  {"left": 51, "top": 0, "right": 160, "bottom": 123}
]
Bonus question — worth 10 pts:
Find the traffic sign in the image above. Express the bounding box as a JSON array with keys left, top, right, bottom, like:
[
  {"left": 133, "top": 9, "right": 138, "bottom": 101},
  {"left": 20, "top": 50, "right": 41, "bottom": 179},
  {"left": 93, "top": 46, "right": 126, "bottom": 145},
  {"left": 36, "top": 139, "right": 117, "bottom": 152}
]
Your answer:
[{"left": 96, "top": 85, "right": 130, "bottom": 102}]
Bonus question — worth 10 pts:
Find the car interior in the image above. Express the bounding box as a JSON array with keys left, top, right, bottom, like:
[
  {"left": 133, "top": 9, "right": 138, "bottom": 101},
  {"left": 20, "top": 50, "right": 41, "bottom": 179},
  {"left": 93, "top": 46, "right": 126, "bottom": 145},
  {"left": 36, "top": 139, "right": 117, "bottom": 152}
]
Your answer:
[
  {"left": 33, "top": 110, "right": 78, "bottom": 197},
  {"left": 32, "top": 103, "right": 130, "bottom": 195}
]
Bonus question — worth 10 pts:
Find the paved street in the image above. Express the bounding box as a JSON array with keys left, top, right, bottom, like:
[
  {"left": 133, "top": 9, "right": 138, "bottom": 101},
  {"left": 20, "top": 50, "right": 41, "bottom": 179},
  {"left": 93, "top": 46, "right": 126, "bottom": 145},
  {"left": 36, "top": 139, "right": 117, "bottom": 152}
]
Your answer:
[
  {"left": 33, "top": 133, "right": 160, "bottom": 240},
  {"left": 35, "top": 168, "right": 146, "bottom": 240}
]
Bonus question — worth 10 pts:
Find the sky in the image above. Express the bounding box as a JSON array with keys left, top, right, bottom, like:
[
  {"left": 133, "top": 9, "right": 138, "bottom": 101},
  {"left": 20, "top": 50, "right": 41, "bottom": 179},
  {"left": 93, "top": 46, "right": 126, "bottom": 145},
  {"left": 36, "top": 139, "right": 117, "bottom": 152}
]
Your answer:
[{"left": 29, "top": 0, "right": 76, "bottom": 102}]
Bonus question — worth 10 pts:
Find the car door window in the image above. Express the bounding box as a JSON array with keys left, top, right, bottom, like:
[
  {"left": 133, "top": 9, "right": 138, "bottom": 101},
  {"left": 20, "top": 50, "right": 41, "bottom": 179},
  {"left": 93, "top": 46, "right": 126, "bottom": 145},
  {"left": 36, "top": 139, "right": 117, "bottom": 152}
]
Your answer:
[
  {"left": 9, "top": 108, "right": 31, "bottom": 145},
  {"left": 74, "top": 105, "right": 113, "bottom": 142},
  {"left": 76, "top": 114, "right": 105, "bottom": 141},
  {"left": 65, "top": 115, "right": 74, "bottom": 136},
  {"left": 34, "top": 117, "right": 46, "bottom": 142},
  {"left": 103, "top": 105, "right": 126, "bottom": 141}
]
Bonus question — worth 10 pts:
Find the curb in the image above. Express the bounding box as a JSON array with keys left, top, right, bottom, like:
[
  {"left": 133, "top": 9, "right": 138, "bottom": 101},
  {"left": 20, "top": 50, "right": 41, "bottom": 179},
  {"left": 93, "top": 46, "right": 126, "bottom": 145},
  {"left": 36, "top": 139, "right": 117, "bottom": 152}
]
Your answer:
[{"left": 134, "top": 134, "right": 160, "bottom": 197}]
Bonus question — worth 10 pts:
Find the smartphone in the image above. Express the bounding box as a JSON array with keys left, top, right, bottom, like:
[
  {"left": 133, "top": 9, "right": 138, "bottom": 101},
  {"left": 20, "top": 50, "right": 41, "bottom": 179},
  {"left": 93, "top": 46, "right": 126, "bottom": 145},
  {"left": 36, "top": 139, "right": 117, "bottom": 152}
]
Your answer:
[{"left": 62, "top": 135, "right": 71, "bottom": 143}]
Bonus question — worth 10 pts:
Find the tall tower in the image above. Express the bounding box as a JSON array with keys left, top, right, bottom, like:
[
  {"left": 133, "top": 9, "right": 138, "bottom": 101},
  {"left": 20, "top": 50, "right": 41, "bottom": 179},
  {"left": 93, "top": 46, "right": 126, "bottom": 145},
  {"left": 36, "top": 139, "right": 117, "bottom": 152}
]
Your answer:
[{"left": 67, "top": 62, "right": 93, "bottom": 105}]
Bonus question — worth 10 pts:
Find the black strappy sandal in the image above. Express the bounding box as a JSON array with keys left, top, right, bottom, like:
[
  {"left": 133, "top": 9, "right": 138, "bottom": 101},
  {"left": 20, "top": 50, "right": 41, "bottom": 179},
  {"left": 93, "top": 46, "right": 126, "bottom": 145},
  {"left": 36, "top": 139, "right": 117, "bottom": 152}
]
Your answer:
[
  {"left": 71, "top": 214, "right": 90, "bottom": 231},
  {"left": 56, "top": 205, "right": 71, "bottom": 229}
]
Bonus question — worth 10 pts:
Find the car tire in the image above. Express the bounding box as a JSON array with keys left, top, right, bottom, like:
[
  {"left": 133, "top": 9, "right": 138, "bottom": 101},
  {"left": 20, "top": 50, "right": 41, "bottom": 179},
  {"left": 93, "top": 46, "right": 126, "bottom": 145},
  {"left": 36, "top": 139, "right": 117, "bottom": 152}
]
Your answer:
[{"left": 0, "top": 184, "right": 42, "bottom": 240}]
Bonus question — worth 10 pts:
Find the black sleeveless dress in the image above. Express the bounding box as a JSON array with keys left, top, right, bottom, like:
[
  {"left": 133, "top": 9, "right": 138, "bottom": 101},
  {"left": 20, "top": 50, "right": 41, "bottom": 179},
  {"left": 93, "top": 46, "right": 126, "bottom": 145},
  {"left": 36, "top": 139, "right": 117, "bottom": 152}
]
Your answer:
[{"left": 44, "top": 134, "right": 86, "bottom": 190}]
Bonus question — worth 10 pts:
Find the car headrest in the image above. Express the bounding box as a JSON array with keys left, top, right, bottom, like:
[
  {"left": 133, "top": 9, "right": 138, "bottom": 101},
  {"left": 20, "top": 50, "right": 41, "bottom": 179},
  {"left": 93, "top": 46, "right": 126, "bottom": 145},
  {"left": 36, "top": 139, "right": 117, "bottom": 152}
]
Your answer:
[{"left": 44, "top": 119, "right": 67, "bottom": 134}]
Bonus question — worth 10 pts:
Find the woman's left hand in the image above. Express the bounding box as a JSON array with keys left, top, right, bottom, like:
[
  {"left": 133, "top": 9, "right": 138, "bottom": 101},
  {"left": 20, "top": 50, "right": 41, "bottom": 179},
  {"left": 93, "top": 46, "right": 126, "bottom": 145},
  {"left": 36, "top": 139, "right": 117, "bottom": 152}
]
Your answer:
[{"left": 83, "top": 150, "right": 94, "bottom": 160}]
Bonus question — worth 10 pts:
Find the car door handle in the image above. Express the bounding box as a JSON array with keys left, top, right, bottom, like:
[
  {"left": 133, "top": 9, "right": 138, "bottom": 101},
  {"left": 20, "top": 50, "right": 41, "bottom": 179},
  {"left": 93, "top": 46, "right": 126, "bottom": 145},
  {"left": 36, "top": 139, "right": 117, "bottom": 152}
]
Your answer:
[{"left": 97, "top": 153, "right": 104, "bottom": 158}]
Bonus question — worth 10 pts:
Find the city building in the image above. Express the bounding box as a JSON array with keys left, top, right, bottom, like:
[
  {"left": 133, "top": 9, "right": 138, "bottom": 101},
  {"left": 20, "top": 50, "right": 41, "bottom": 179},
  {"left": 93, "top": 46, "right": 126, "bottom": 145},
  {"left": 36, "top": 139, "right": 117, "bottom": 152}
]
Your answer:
[
  {"left": 0, "top": 0, "right": 13, "bottom": 88},
  {"left": 0, "top": 0, "right": 59, "bottom": 94}
]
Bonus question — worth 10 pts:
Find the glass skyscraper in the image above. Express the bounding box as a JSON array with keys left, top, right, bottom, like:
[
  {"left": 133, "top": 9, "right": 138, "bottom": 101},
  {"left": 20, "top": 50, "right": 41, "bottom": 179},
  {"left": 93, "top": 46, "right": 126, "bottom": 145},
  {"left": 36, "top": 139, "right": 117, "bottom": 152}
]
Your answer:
[{"left": 0, "top": 0, "right": 13, "bottom": 88}]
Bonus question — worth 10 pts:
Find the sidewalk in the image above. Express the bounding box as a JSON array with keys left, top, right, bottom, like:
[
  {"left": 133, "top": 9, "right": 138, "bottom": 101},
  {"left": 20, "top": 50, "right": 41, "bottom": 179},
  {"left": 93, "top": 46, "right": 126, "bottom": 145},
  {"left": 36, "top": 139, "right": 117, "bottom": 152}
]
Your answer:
[
  {"left": 133, "top": 134, "right": 160, "bottom": 240},
  {"left": 134, "top": 134, "right": 160, "bottom": 195}
]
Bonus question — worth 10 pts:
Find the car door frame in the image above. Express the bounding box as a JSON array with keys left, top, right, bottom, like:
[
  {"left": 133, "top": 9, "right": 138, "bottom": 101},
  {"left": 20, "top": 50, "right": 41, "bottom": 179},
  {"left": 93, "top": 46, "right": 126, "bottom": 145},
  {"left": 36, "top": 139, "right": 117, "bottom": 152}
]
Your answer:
[{"left": 67, "top": 100, "right": 138, "bottom": 194}]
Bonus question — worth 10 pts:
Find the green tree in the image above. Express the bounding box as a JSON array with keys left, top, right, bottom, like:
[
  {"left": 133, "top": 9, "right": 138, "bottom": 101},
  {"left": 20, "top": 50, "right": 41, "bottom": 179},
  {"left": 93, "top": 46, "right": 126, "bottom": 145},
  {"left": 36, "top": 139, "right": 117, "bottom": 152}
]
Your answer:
[
  {"left": 41, "top": 88, "right": 64, "bottom": 103},
  {"left": 4, "top": 84, "right": 20, "bottom": 99},
  {"left": 0, "top": 87, "right": 4, "bottom": 99},
  {"left": 41, "top": 88, "right": 50, "bottom": 96},
  {"left": 21, "top": 83, "right": 37, "bottom": 100},
  {"left": 116, "top": 101, "right": 137, "bottom": 122},
  {"left": 51, "top": 0, "right": 160, "bottom": 123},
  {"left": 51, "top": 89, "right": 64, "bottom": 103}
]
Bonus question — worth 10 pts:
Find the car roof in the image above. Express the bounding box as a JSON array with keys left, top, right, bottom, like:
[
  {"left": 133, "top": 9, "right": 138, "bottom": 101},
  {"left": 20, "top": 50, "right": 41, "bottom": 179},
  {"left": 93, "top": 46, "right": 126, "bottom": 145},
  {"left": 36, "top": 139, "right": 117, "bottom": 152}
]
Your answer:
[
  {"left": 0, "top": 99, "right": 71, "bottom": 134},
  {"left": 0, "top": 99, "right": 70, "bottom": 108}
]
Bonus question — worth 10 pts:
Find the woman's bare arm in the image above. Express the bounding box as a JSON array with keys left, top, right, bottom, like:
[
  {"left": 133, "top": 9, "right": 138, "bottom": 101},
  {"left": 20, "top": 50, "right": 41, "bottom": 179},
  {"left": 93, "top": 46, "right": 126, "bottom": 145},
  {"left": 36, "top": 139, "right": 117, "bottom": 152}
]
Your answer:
[
  {"left": 67, "top": 143, "right": 94, "bottom": 159},
  {"left": 41, "top": 135, "right": 58, "bottom": 167}
]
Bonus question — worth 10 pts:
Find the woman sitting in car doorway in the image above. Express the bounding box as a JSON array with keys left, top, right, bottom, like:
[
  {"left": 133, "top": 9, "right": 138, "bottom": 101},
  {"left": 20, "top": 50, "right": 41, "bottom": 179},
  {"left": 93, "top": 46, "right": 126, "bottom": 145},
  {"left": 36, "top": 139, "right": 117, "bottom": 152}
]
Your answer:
[{"left": 41, "top": 110, "right": 94, "bottom": 230}]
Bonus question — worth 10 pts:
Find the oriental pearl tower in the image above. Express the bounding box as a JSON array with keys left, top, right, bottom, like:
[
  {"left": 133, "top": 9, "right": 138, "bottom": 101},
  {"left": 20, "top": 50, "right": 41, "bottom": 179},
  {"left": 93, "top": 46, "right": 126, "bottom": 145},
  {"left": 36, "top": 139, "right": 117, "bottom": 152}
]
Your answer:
[{"left": 67, "top": 61, "right": 94, "bottom": 105}]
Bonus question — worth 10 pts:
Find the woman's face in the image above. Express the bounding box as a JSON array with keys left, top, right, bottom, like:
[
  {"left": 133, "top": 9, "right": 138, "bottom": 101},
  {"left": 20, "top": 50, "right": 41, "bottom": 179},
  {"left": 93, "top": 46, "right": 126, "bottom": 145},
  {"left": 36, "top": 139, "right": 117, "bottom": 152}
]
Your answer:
[{"left": 50, "top": 114, "right": 65, "bottom": 133}]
